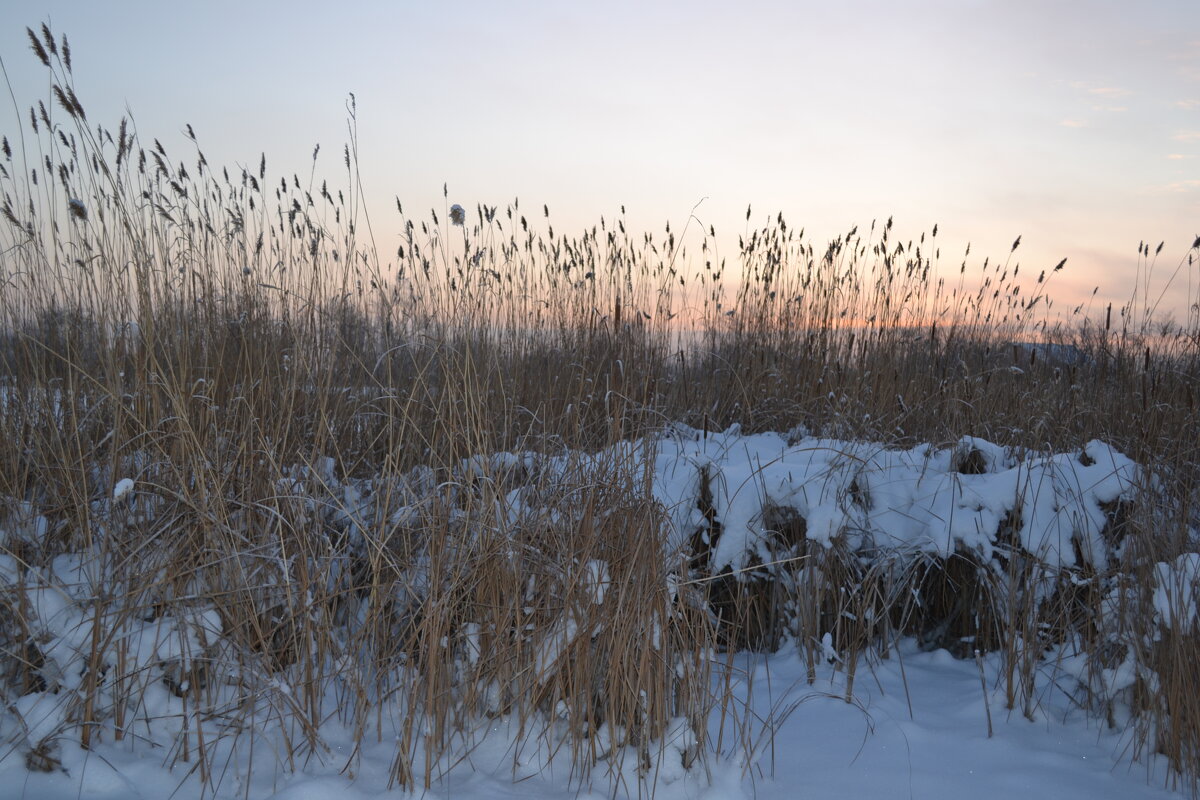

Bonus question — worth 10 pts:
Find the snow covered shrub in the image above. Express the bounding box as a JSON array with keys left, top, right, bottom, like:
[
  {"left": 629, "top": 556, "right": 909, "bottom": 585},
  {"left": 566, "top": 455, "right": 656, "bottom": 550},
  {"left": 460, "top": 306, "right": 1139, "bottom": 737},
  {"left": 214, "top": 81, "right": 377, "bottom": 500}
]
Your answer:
[
  {"left": 0, "top": 440, "right": 718, "bottom": 793},
  {"left": 671, "top": 426, "right": 1146, "bottom": 666}
]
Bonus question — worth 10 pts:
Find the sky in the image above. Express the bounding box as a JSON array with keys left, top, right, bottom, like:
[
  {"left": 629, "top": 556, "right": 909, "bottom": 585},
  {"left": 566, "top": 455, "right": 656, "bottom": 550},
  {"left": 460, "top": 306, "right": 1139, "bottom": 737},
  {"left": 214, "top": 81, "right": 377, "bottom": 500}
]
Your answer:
[{"left": 2, "top": 0, "right": 1198, "bottom": 323}]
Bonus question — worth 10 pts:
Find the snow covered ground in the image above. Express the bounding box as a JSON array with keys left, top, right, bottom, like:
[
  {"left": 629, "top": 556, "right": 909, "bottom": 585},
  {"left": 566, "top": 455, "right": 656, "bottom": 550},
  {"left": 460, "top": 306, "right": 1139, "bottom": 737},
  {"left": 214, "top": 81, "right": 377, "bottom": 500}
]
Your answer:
[
  {"left": 0, "top": 641, "right": 1185, "bottom": 799},
  {"left": 717, "top": 643, "right": 1182, "bottom": 800},
  {"left": 1, "top": 425, "right": 1194, "bottom": 798}
]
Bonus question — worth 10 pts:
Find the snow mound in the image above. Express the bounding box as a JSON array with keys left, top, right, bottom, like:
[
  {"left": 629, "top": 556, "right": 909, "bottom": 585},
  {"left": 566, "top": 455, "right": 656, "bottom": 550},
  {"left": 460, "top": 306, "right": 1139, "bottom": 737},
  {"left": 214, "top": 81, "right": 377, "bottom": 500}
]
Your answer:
[{"left": 637, "top": 426, "right": 1142, "bottom": 572}]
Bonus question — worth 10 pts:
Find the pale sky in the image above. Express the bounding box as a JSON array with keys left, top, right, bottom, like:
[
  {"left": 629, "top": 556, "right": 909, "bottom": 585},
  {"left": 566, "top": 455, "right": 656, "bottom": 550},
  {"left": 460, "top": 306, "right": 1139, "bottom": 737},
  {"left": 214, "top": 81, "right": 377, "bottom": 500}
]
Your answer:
[{"left": 2, "top": 0, "right": 1198, "bottom": 322}]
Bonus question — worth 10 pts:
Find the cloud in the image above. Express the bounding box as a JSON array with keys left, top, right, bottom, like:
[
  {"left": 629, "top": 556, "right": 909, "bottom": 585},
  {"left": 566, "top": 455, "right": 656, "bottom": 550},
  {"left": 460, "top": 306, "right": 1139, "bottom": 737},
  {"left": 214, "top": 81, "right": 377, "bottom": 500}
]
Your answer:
[
  {"left": 1141, "top": 178, "right": 1200, "bottom": 195},
  {"left": 1066, "top": 81, "right": 1132, "bottom": 98},
  {"left": 1091, "top": 105, "right": 1128, "bottom": 112},
  {"left": 1167, "top": 153, "right": 1195, "bottom": 160},
  {"left": 1173, "top": 130, "right": 1200, "bottom": 142},
  {"left": 1059, "top": 119, "right": 1088, "bottom": 128},
  {"left": 1176, "top": 99, "right": 1200, "bottom": 110}
]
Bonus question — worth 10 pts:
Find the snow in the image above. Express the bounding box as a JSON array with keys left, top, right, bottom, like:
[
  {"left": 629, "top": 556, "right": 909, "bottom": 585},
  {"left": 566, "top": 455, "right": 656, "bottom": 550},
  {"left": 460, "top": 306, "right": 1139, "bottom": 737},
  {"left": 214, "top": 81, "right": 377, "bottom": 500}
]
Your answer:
[
  {"left": 0, "top": 500, "right": 50, "bottom": 545},
  {"left": 1009, "top": 341, "right": 1093, "bottom": 367},
  {"left": 721, "top": 642, "right": 1180, "bottom": 800},
  {"left": 0, "top": 425, "right": 1191, "bottom": 799},
  {"left": 111, "top": 478, "right": 135, "bottom": 502},
  {"left": 639, "top": 425, "right": 1141, "bottom": 572},
  {"left": 1153, "top": 553, "right": 1200, "bottom": 631},
  {"left": 12, "top": 692, "right": 66, "bottom": 746},
  {"left": 0, "top": 644, "right": 1185, "bottom": 800},
  {"left": 583, "top": 559, "right": 611, "bottom": 605}
]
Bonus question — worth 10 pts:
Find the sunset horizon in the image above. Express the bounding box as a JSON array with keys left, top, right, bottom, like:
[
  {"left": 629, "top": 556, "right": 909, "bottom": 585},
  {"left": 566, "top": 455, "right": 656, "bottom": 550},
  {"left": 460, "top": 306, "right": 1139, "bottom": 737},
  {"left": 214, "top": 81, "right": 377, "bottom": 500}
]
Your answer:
[{"left": 2, "top": 0, "right": 1197, "bottom": 325}]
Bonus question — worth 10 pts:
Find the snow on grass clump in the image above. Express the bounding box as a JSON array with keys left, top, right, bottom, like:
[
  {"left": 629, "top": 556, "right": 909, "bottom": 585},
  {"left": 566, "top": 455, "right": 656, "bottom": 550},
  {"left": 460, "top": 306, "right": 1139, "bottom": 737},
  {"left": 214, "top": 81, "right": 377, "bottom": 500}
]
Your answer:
[{"left": 640, "top": 424, "right": 1141, "bottom": 572}]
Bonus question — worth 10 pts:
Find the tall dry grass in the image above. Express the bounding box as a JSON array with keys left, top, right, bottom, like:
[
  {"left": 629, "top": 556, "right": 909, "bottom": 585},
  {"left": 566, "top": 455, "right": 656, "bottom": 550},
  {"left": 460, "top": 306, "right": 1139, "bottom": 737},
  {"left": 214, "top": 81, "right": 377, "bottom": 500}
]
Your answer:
[{"left": 1, "top": 23, "right": 1198, "bottom": 796}]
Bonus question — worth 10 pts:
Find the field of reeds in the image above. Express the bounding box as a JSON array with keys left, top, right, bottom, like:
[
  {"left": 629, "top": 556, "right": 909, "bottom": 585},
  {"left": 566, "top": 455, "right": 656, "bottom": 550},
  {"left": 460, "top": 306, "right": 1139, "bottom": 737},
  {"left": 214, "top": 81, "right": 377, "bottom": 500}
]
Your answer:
[{"left": 1, "top": 24, "right": 1199, "bottom": 797}]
